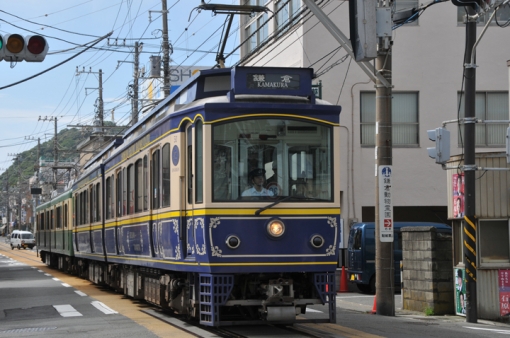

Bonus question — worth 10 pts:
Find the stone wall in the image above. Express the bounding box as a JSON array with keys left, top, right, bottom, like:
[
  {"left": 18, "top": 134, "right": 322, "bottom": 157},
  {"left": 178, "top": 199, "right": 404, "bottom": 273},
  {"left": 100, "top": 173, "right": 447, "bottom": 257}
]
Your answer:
[{"left": 401, "top": 226, "right": 454, "bottom": 314}]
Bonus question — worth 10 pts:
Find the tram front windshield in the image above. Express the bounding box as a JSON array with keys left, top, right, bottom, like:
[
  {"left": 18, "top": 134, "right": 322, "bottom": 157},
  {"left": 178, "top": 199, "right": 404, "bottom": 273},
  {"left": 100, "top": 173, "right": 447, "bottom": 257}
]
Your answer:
[{"left": 212, "top": 118, "right": 333, "bottom": 202}]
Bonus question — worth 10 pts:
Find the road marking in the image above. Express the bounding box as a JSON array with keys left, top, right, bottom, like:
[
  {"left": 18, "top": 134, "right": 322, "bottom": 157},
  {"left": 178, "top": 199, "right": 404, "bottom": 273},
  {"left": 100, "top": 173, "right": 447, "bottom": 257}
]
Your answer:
[
  {"left": 91, "top": 301, "right": 118, "bottom": 314},
  {"left": 61, "top": 283, "right": 71, "bottom": 287},
  {"left": 465, "top": 326, "right": 510, "bottom": 334},
  {"left": 306, "top": 308, "right": 323, "bottom": 313},
  {"left": 75, "top": 291, "right": 87, "bottom": 297},
  {"left": 53, "top": 304, "right": 82, "bottom": 317},
  {"left": 53, "top": 278, "right": 60, "bottom": 281}
]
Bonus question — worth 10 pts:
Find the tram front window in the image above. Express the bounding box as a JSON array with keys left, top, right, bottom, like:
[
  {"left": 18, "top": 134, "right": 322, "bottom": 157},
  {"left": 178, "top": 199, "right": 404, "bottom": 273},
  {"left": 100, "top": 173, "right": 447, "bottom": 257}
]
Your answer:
[{"left": 212, "top": 118, "right": 333, "bottom": 202}]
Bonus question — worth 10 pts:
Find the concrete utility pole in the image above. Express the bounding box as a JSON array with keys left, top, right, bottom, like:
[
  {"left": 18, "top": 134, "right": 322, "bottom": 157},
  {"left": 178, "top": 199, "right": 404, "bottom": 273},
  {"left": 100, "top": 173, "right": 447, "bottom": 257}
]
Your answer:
[
  {"left": 113, "top": 39, "right": 142, "bottom": 125},
  {"left": 375, "top": 22, "right": 394, "bottom": 316},
  {"left": 133, "top": 41, "right": 140, "bottom": 125},
  {"left": 76, "top": 67, "right": 105, "bottom": 134},
  {"left": 303, "top": 0, "right": 394, "bottom": 315},
  {"left": 161, "top": 0, "right": 170, "bottom": 97},
  {"left": 38, "top": 116, "right": 59, "bottom": 190},
  {"left": 462, "top": 5, "right": 478, "bottom": 324}
]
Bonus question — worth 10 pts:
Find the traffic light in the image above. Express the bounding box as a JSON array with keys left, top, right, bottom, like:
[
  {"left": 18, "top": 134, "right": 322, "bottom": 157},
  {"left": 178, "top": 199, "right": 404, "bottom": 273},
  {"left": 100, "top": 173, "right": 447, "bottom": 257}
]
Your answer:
[
  {"left": 0, "top": 34, "right": 48, "bottom": 62},
  {"left": 427, "top": 127, "right": 450, "bottom": 164}
]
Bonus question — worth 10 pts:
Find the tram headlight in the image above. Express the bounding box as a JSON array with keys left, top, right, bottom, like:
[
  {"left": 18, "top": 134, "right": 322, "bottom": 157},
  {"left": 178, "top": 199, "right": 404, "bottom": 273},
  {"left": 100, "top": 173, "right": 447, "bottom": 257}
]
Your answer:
[
  {"left": 310, "top": 235, "right": 324, "bottom": 248},
  {"left": 267, "top": 220, "right": 285, "bottom": 238},
  {"left": 226, "top": 235, "right": 241, "bottom": 249}
]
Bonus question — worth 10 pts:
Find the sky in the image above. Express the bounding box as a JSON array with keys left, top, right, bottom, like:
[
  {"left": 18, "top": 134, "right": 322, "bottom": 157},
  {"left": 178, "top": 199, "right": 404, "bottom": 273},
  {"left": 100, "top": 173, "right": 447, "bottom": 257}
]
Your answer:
[{"left": 0, "top": 0, "right": 243, "bottom": 174}]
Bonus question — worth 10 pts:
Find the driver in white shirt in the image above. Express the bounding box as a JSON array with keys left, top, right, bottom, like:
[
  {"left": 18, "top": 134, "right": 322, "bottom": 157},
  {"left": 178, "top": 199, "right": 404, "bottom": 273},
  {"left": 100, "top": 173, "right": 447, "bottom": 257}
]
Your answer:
[{"left": 242, "top": 168, "right": 274, "bottom": 197}]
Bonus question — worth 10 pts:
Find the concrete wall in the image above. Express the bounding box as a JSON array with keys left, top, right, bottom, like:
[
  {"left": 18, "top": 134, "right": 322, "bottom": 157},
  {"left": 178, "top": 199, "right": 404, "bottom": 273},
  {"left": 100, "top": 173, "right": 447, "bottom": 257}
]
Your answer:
[{"left": 402, "top": 226, "right": 454, "bottom": 314}]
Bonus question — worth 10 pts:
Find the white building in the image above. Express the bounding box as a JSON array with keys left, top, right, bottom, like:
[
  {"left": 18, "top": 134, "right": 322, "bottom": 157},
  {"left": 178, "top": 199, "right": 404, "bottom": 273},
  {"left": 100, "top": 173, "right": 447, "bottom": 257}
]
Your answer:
[{"left": 239, "top": 0, "right": 510, "bottom": 239}]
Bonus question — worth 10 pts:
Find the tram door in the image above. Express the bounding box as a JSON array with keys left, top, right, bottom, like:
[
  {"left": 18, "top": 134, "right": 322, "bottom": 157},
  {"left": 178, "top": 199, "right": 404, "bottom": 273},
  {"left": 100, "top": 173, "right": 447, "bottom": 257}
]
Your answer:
[{"left": 183, "top": 121, "right": 205, "bottom": 260}]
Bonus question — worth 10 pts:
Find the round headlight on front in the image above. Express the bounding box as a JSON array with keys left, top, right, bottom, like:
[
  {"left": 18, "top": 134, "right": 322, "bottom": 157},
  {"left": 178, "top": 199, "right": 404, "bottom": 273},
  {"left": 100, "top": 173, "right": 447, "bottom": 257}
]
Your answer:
[
  {"left": 311, "top": 235, "right": 324, "bottom": 248},
  {"left": 226, "top": 235, "right": 241, "bottom": 249},
  {"left": 267, "top": 220, "right": 285, "bottom": 238}
]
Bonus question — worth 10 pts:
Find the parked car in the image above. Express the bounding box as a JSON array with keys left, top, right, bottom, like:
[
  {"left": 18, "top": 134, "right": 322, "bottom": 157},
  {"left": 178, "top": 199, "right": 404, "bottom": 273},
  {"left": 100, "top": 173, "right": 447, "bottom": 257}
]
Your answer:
[
  {"left": 347, "top": 222, "right": 451, "bottom": 293},
  {"left": 10, "top": 230, "right": 36, "bottom": 250}
]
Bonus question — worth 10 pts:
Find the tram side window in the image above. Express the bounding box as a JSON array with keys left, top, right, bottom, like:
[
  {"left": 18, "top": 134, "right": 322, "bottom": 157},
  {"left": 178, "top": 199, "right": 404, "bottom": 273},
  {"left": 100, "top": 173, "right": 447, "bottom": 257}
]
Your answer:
[
  {"left": 143, "top": 156, "right": 148, "bottom": 211},
  {"left": 123, "top": 167, "right": 127, "bottom": 216},
  {"left": 40, "top": 213, "right": 44, "bottom": 230},
  {"left": 195, "top": 120, "right": 203, "bottom": 204},
  {"left": 56, "top": 206, "right": 62, "bottom": 229},
  {"left": 152, "top": 150, "right": 161, "bottom": 209},
  {"left": 116, "top": 171, "right": 122, "bottom": 217},
  {"left": 91, "top": 185, "right": 95, "bottom": 222},
  {"left": 187, "top": 125, "right": 193, "bottom": 204},
  {"left": 75, "top": 194, "right": 80, "bottom": 226},
  {"left": 84, "top": 190, "right": 89, "bottom": 224},
  {"left": 50, "top": 210, "right": 54, "bottom": 230},
  {"left": 128, "top": 164, "right": 135, "bottom": 214},
  {"left": 95, "top": 182, "right": 100, "bottom": 221},
  {"left": 162, "top": 143, "right": 171, "bottom": 207},
  {"left": 64, "top": 204, "right": 68, "bottom": 229},
  {"left": 106, "top": 176, "right": 112, "bottom": 219},
  {"left": 135, "top": 159, "right": 143, "bottom": 212}
]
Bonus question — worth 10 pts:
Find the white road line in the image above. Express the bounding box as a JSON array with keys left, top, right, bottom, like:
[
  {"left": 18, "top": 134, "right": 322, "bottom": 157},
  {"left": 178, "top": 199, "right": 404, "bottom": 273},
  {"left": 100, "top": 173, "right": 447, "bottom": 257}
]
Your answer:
[
  {"left": 44, "top": 273, "right": 52, "bottom": 277},
  {"left": 465, "top": 326, "right": 510, "bottom": 334},
  {"left": 75, "top": 291, "right": 87, "bottom": 297},
  {"left": 306, "top": 308, "right": 323, "bottom": 313},
  {"left": 91, "top": 301, "right": 118, "bottom": 314},
  {"left": 61, "top": 283, "right": 71, "bottom": 287},
  {"left": 52, "top": 278, "right": 60, "bottom": 281},
  {"left": 53, "top": 304, "right": 83, "bottom": 317}
]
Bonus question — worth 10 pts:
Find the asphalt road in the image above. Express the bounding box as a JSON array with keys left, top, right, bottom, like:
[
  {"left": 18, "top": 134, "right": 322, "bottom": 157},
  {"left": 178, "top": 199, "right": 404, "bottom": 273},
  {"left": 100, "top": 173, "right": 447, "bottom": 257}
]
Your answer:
[{"left": 1, "top": 237, "right": 510, "bottom": 338}]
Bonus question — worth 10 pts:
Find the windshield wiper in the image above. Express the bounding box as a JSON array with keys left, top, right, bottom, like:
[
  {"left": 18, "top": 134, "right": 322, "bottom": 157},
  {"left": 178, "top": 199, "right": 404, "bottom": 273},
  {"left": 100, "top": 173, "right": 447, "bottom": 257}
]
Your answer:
[{"left": 254, "top": 195, "right": 327, "bottom": 216}]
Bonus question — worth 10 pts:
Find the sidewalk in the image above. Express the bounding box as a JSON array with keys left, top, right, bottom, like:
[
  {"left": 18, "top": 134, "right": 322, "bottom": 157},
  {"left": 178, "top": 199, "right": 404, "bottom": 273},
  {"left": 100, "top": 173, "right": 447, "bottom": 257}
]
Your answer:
[{"left": 335, "top": 283, "right": 509, "bottom": 327}]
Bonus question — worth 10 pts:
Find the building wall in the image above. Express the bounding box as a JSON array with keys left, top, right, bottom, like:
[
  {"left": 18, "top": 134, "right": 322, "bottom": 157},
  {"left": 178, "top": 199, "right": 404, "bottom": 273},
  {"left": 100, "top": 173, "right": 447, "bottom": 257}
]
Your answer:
[{"left": 239, "top": 1, "right": 510, "bottom": 242}]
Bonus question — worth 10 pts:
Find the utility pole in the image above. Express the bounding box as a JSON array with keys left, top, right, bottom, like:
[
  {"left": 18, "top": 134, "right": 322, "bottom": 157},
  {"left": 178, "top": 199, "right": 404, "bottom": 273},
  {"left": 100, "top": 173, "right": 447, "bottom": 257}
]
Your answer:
[
  {"left": 112, "top": 39, "right": 142, "bottom": 125},
  {"left": 375, "top": 11, "right": 394, "bottom": 316},
  {"left": 462, "top": 5, "right": 478, "bottom": 324},
  {"left": 133, "top": 41, "right": 140, "bottom": 124},
  {"left": 38, "top": 116, "right": 59, "bottom": 190},
  {"left": 161, "top": 0, "right": 170, "bottom": 97},
  {"left": 76, "top": 67, "right": 105, "bottom": 134},
  {"left": 302, "top": 0, "right": 394, "bottom": 316}
]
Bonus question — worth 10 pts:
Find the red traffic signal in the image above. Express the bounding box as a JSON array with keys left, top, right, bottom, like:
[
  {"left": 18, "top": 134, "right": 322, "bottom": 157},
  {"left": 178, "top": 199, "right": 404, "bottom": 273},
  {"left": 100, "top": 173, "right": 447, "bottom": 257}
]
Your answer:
[{"left": 0, "top": 34, "right": 48, "bottom": 62}]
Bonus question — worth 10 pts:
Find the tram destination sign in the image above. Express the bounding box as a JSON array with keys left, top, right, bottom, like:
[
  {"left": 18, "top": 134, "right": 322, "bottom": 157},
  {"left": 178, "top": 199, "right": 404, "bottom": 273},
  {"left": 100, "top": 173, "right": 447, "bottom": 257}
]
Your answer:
[
  {"left": 247, "top": 73, "right": 300, "bottom": 90},
  {"left": 231, "top": 67, "right": 314, "bottom": 98}
]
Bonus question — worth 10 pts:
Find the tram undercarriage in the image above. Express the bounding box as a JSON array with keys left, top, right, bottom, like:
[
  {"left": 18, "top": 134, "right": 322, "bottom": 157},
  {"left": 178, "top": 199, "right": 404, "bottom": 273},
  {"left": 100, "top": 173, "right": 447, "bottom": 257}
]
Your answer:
[{"left": 40, "top": 252, "right": 336, "bottom": 326}]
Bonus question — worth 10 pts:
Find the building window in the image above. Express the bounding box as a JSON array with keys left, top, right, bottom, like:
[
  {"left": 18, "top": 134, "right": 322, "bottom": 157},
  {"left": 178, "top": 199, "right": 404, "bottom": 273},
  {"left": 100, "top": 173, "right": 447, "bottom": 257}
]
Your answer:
[
  {"left": 479, "top": 219, "right": 510, "bottom": 266},
  {"left": 457, "top": 1, "right": 510, "bottom": 26},
  {"left": 244, "top": 5, "right": 269, "bottom": 53},
  {"left": 275, "top": 0, "right": 302, "bottom": 33},
  {"left": 360, "top": 92, "right": 419, "bottom": 146},
  {"left": 457, "top": 92, "right": 508, "bottom": 147}
]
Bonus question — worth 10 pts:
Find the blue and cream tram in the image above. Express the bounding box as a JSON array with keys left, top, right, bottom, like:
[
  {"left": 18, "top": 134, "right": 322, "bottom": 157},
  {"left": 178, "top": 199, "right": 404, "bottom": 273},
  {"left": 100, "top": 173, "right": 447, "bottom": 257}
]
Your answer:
[{"left": 37, "top": 67, "right": 341, "bottom": 326}]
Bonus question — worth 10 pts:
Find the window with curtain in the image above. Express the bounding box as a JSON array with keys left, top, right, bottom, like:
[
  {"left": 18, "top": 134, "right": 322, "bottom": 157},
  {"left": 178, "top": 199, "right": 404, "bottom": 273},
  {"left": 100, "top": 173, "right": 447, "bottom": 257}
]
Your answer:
[
  {"left": 457, "top": 92, "right": 508, "bottom": 147},
  {"left": 360, "top": 92, "right": 419, "bottom": 146}
]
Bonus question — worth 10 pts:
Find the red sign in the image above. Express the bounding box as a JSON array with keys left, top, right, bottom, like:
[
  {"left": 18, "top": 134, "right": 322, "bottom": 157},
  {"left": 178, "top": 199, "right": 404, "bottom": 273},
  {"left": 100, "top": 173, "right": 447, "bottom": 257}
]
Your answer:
[{"left": 384, "top": 219, "right": 392, "bottom": 228}]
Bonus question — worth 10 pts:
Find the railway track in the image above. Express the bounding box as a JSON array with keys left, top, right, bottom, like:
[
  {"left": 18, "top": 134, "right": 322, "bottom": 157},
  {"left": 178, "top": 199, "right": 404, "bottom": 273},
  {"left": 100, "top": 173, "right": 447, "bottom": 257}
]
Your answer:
[{"left": 0, "top": 240, "right": 352, "bottom": 338}]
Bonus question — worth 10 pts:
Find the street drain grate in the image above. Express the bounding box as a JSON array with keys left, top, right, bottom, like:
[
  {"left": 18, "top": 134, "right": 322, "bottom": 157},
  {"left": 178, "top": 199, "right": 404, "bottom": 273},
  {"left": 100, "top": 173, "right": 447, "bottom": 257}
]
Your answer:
[{"left": 0, "top": 327, "right": 57, "bottom": 334}]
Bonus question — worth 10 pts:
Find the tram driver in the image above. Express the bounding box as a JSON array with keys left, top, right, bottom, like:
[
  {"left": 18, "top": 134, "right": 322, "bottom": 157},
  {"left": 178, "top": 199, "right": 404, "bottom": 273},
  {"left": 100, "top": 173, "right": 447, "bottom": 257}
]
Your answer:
[{"left": 242, "top": 168, "right": 274, "bottom": 197}]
